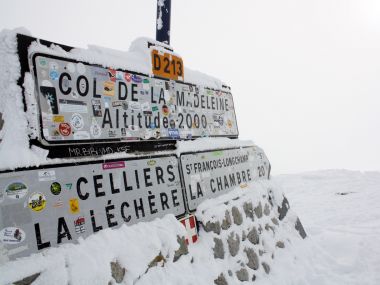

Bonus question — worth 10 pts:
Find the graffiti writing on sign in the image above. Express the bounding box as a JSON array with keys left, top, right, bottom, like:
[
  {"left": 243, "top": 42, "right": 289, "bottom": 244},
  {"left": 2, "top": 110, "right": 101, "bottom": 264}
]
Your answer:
[
  {"left": 180, "top": 147, "right": 265, "bottom": 211},
  {"left": 0, "top": 155, "right": 185, "bottom": 259},
  {"left": 67, "top": 145, "right": 129, "bottom": 157},
  {"left": 32, "top": 53, "right": 238, "bottom": 145}
]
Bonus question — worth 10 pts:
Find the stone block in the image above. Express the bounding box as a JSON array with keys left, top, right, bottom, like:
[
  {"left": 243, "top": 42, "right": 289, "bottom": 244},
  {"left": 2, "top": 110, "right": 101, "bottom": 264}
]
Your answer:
[
  {"left": 221, "top": 210, "right": 232, "bottom": 230},
  {"left": 214, "top": 273, "right": 228, "bottom": 285},
  {"left": 254, "top": 202, "right": 263, "bottom": 219},
  {"left": 295, "top": 217, "right": 307, "bottom": 239},
  {"left": 13, "top": 273, "right": 41, "bottom": 285},
  {"left": 235, "top": 268, "right": 249, "bottom": 281},
  {"left": 247, "top": 227, "right": 259, "bottom": 245},
  {"left": 264, "top": 203, "right": 270, "bottom": 216},
  {"left": 110, "top": 260, "right": 126, "bottom": 283},
  {"left": 174, "top": 235, "right": 189, "bottom": 262},
  {"left": 262, "top": 262, "right": 270, "bottom": 274},
  {"left": 227, "top": 232, "right": 240, "bottom": 257},
  {"left": 278, "top": 196, "right": 290, "bottom": 220},
  {"left": 204, "top": 221, "right": 221, "bottom": 235},
  {"left": 231, "top": 206, "right": 243, "bottom": 225},
  {"left": 243, "top": 202, "right": 254, "bottom": 220},
  {"left": 213, "top": 238, "right": 225, "bottom": 259},
  {"left": 245, "top": 248, "right": 259, "bottom": 270}
]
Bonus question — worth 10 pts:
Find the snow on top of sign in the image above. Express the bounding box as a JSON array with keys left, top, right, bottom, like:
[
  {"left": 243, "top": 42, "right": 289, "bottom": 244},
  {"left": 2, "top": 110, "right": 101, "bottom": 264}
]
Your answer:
[
  {"left": 27, "top": 29, "right": 224, "bottom": 89},
  {"left": 176, "top": 137, "right": 254, "bottom": 155},
  {"left": 0, "top": 28, "right": 231, "bottom": 170},
  {"left": 0, "top": 29, "right": 47, "bottom": 170}
]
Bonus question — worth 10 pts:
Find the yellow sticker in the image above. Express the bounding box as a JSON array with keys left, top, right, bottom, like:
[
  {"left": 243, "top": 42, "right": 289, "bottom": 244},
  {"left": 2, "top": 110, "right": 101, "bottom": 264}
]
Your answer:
[
  {"left": 28, "top": 192, "right": 46, "bottom": 212},
  {"left": 69, "top": 198, "right": 80, "bottom": 214},
  {"left": 147, "top": 160, "right": 156, "bottom": 166},
  {"left": 52, "top": 115, "right": 65, "bottom": 123},
  {"left": 103, "top": 81, "right": 115, "bottom": 96}
]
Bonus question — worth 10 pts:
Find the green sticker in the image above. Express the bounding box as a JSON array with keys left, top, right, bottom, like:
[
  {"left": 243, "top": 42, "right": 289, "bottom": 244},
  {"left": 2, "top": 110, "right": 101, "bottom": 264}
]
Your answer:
[{"left": 50, "top": 182, "right": 62, "bottom": 195}]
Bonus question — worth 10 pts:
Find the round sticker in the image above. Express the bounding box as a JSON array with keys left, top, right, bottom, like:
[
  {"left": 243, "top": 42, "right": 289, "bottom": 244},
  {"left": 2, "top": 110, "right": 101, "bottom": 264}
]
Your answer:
[
  {"left": 71, "top": 113, "right": 84, "bottom": 131},
  {"left": 38, "top": 57, "right": 48, "bottom": 68},
  {"left": 28, "top": 192, "right": 47, "bottom": 212},
  {"left": 76, "top": 63, "right": 86, "bottom": 75},
  {"left": 59, "top": 123, "right": 71, "bottom": 136},
  {"left": 162, "top": 105, "right": 170, "bottom": 116},
  {"left": 50, "top": 182, "right": 61, "bottom": 195},
  {"left": 5, "top": 182, "right": 28, "bottom": 199},
  {"left": 0, "top": 227, "right": 26, "bottom": 244}
]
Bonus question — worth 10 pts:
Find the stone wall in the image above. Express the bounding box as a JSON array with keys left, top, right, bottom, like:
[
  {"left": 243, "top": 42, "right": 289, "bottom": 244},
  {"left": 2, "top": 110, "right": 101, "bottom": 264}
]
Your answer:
[
  {"left": 195, "top": 181, "right": 306, "bottom": 284},
  {"left": 1, "top": 181, "right": 306, "bottom": 285}
]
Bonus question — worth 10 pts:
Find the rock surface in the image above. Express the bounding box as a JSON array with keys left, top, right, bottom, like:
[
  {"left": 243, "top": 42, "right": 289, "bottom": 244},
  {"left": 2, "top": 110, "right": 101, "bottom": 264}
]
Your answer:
[
  {"left": 213, "top": 238, "right": 225, "bottom": 259},
  {"left": 232, "top": 206, "right": 243, "bottom": 225},
  {"left": 110, "top": 261, "right": 126, "bottom": 283},
  {"left": 227, "top": 232, "right": 240, "bottom": 257},
  {"left": 235, "top": 267, "right": 249, "bottom": 281}
]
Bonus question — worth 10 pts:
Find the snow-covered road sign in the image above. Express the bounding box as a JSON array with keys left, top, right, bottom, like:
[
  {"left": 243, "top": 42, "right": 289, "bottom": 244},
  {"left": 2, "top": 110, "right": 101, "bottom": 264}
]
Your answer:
[
  {"left": 30, "top": 51, "right": 238, "bottom": 146},
  {"left": 0, "top": 154, "right": 185, "bottom": 260},
  {"left": 180, "top": 146, "right": 271, "bottom": 212}
]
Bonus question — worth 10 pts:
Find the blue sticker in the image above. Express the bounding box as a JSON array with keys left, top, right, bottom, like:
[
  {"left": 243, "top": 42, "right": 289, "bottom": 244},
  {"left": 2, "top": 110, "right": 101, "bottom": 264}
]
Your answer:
[
  {"left": 131, "top": 74, "right": 142, "bottom": 83},
  {"left": 49, "top": 70, "right": 59, "bottom": 81},
  {"left": 168, "top": 128, "right": 180, "bottom": 139},
  {"left": 150, "top": 123, "right": 156, "bottom": 129}
]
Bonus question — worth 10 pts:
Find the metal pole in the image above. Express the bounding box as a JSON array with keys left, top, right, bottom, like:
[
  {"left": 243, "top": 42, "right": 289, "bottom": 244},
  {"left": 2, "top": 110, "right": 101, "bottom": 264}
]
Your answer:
[{"left": 156, "top": 0, "right": 171, "bottom": 45}]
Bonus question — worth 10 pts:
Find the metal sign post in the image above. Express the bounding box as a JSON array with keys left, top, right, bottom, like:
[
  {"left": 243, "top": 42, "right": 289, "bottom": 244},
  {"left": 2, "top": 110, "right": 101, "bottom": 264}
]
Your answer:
[{"left": 156, "top": 0, "right": 171, "bottom": 44}]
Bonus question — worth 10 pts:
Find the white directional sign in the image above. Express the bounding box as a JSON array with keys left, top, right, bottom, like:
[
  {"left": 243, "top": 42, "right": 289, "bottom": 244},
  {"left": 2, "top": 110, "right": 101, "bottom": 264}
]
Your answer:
[
  {"left": 180, "top": 147, "right": 270, "bottom": 211},
  {"left": 31, "top": 53, "right": 238, "bottom": 145},
  {"left": 0, "top": 155, "right": 184, "bottom": 260}
]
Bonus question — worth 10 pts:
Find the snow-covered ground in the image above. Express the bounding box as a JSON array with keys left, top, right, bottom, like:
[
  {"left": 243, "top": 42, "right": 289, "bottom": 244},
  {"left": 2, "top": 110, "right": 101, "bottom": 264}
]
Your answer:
[
  {"left": 1, "top": 169, "right": 378, "bottom": 285},
  {"left": 273, "top": 170, "right": 380, "bottom": 285}
]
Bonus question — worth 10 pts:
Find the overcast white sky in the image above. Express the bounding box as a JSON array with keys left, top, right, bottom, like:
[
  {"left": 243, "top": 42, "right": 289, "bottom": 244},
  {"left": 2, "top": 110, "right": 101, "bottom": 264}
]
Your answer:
[{"left": 0, "top": 0, "right": 379, "bottom": 174}]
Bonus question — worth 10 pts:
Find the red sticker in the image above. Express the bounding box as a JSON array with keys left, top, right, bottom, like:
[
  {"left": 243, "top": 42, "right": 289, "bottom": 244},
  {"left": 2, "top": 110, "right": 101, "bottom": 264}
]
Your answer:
[
  {"left": 108, "top": 68, "right": 116, "bottom": 82},
  {"left": 59, "top": 123, "right": 71, "bottom": 136},
  {"left": 124, "top": 73, "right": 132, "bottom": 82}
]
